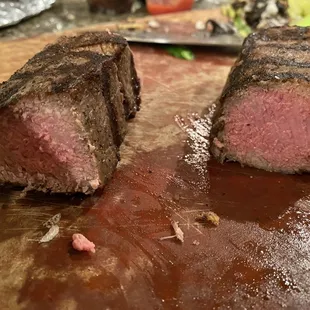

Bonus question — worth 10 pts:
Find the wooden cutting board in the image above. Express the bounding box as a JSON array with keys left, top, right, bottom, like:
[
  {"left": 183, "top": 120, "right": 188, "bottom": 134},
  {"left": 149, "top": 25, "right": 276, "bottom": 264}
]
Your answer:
[{"left": 1, "top": 27, "right": 310, "bottom": 310}]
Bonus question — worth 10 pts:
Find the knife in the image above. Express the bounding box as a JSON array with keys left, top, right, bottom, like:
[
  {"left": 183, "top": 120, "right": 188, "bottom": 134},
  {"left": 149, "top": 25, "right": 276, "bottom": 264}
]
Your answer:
[{"left": 116, "top": 29, "right": 244, "bottom": 48}]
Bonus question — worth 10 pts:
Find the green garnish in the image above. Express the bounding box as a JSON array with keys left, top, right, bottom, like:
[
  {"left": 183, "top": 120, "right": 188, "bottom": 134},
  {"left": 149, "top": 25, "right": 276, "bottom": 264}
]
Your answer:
[
  {"left": 288, "top": 0, "right": 310, "bottom": 27},
  {"left": 165, "top": 46, "right": 195, "bottom": 61},
  {"left": 221, "top": 4, "right": 252, "bottom": 38},
  {"left": 234, "top": 15, "right": 252, "bottom": 37},
  {"left": 295, "top": 15, "right": 310, "bottom": 27}
]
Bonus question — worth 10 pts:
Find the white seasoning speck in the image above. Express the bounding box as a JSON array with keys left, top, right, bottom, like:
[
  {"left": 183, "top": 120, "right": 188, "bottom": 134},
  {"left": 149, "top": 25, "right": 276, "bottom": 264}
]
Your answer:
[
  {"left": 195, "top": 20, "right": 206, "bottom": 31},
  {"left": 148, "top": 20, "right": 160, "bottom": 29},
  {"left": 39, "top": 225, "right": 59, "bottom": 243}
]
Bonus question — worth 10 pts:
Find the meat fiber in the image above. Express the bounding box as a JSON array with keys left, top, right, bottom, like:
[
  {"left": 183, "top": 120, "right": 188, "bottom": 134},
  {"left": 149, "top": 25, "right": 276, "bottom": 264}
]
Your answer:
[
  {"left": 211, "top": 26, "right": 310, "bottom": 173},
  {"left": 0, "top": 32, "right": 140, "bottom": 193},
  {"left": 72, "top": 233, "right": 96, "bottom": 253}
]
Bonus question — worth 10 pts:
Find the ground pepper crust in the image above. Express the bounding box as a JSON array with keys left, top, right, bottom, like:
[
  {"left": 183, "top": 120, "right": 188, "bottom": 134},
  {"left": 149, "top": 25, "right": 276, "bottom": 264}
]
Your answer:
[
  {"left": 57, "top": 31, "right": 128, "bottom": 50},
  {"left": 57, "top": 31, "right": 141, "bottom": 118},
  {"left": 211, "top": 26, "right": 310, "bottom": 173},
  {"left": 56, "top": 31, "right": 141, "bottom": 117},
  {"left": 0, "top": 49, "right": 111, "bottom": 108},
  {"left": 0, "top": 31, "right": 141, "bottom": 115}
]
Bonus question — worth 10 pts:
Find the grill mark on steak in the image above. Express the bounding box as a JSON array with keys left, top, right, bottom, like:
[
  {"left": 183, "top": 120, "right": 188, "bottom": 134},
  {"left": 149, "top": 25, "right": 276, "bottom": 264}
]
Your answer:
[
  {"left": 54, "top": 31, "right": 141, "bottom": 119},
  {"left": 244, "top": 57, "right": 310, "bottom": 68},
  {"left": 221, "top": 63, "right": 310, "bottom": 100},
  {"left": 240, "top": 28, "right": 310, "bottom": 58},
  {"left": 219, "top": 27, "right": 310, "bottom": 100},
  {"left": 101, "top": 62, "right": 123, "bottom": 149},
  {"left": 250, "top": 26, "right": 310, "bottom": 42},
  {"left": 253, "top": 42, "right": 310, "bottom": 52},
  {"left": 249, "top": 45, "right": 310, "bottom": 63},
  {"left": 0, "top": 49, "right": 108, "bottom": 108},
  {"left": 57, "top": 31, "right": 127, "bottom": 49},
  {"left": 0, "top": 32, "right": 141, "bottom": 116}
]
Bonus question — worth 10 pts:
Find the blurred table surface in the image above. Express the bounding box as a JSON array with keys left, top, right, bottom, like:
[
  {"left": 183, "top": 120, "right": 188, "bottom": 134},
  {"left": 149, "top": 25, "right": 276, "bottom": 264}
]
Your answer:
[{"left": 0, "top": 0, "right": 229, "bottom": 41}]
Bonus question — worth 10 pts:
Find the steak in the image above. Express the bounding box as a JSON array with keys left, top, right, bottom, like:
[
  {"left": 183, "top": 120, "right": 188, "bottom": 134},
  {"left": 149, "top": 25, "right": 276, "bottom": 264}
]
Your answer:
[
  {"left": 0, "top": 32, "right": 141, "bottom": 194},
  {"left": 211, "top": 26, "right": 310, "bottom": 173}
]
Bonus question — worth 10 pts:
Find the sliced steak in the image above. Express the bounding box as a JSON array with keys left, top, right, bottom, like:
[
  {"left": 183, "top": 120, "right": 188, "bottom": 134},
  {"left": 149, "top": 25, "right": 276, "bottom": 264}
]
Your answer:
[
  {"left": 0, "top": 32, "right": 141, "bottom": 194},
  {"left": 211, "top": 26, "right": 310, "bottom": 173}
]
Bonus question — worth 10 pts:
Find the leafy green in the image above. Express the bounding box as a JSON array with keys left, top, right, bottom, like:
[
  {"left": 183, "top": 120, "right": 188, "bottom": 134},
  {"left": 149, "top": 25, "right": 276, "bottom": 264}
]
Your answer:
[
  {"left": 295, "top": 15, "right": 310, "bottom": 27},
  {"left": 165, "top": 46, "right": 195, "bottom": 61},
  {"left": 288, "top": 0, "right": 310, "bottom": 26},
  {"left": 234, "top": 15, "right": 252, "bottom": 37},
  {"left": 221, "top": 4, "right": 236, "bottom": 20},
  {"left": 288, "top": 0, "right": 310, "bottom": 19},
  {"left": 221, "top": 5, "right": 251, "bottom": 38}
]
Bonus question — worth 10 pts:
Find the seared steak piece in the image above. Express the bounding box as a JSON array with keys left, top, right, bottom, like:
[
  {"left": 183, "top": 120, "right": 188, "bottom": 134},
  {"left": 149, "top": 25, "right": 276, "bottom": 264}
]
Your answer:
[
  {"left": 0, "top": 32, "right": 141, "bottom": 194},
  {"left": 211, "top": 26, "right": 310, "bottom": 173}
]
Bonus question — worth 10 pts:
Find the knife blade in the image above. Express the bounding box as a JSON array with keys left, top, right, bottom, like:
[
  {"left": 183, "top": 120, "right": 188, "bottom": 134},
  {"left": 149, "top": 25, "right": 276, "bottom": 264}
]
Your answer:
[{"left": 116, "top": 29, "right": 244, "bottom": 48}]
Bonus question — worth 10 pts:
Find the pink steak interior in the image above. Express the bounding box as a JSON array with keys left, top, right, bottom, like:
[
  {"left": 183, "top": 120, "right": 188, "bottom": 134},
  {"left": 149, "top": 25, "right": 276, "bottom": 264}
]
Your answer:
[
  {"left": 0, "top": 95, "right": 100, "bottom": 193},
  {"left": 223, "top": 85, "right": 310, "bottom": 173}
]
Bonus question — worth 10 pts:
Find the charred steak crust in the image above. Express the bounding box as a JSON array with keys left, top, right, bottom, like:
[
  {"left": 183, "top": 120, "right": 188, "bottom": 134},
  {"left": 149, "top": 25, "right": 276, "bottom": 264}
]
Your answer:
[
  {"left": 56, "top": 31, "right": 141, "bottom": 118},
  {"left": 0, "top": 31, "right": 140, "bottom": 193},
  {"left": 218, "top": 26, "right": 310, "bottom": 102},
  {"left": 0, "top": 31, "right": 141, "bottom": 117},
  {"left": 211, "top": 26, "right": 310, "bottom": 173}
]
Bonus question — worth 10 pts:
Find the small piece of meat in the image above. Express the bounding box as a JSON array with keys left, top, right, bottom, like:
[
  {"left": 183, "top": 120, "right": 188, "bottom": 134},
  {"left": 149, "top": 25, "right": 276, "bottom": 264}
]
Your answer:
[
  {"left": 72, "top": 233, "right": 96, "bottom": 253},
  {"left": 0, "top": 31, "right": 141, "bottom": 193},
  {"left": 195, "top": 211, "right": 220, "bottom": 226},
  {"left": 211, "top": 26, "right": 310, "bottom": 173}
]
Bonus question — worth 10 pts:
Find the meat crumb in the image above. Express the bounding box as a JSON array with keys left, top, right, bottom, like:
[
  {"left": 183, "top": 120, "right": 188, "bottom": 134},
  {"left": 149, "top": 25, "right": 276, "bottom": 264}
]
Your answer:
[
  {"left": 72, "top": 233, "right": 96, "bottom": 253},
  {"left": 195, "top": 211, "right": 220, "bottom": 226},
  {"left": 105, "top": 28, "right": 112, "bottom": 35},
  {"left": 213, "top": 138, "right": 224, "bottom": 149},
  {"left": 173, "top": 193, "right": 180, "bottom": 202}
]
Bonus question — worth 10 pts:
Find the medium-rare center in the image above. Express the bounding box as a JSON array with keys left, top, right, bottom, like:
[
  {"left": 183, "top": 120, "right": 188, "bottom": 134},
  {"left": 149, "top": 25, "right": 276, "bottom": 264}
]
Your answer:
[{"left": 211, "top": 26, "right": 310, "bottom": 173}]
